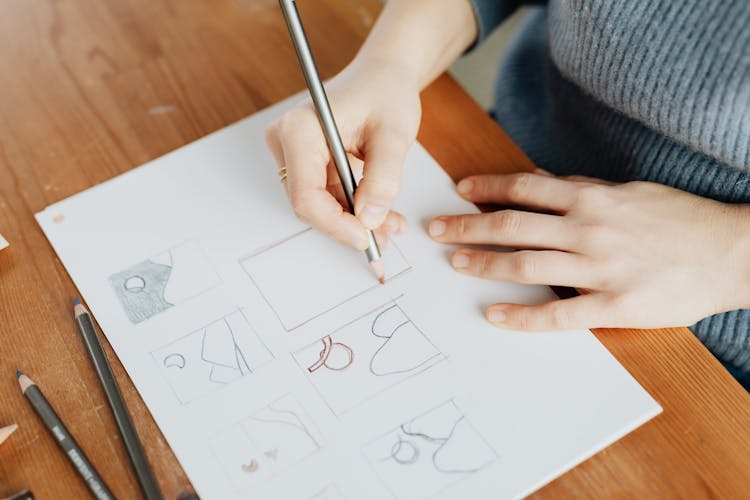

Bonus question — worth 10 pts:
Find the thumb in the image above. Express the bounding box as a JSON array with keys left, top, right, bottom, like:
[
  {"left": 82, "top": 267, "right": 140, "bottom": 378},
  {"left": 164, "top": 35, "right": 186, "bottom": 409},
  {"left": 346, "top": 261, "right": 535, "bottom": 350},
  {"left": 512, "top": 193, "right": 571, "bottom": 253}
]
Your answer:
[{"left": 354, "top": 128, "right": 412, "bottom": 229}]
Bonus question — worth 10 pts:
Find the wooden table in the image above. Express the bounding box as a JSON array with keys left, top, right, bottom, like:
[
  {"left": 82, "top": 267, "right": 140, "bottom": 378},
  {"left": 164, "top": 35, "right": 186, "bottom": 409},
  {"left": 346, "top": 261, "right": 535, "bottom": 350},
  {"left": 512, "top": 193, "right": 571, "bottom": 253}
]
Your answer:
[{"left": 1, "top": 0, "right": 749, "bottom": 498}]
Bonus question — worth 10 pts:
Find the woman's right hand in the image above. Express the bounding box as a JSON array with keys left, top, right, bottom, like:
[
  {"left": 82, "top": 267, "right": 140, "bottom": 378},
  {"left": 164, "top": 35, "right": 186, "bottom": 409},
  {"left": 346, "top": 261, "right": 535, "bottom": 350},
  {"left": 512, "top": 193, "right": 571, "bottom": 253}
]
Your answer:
[{"left": 265, "top": 61, "right": 422, "bottom": 250}]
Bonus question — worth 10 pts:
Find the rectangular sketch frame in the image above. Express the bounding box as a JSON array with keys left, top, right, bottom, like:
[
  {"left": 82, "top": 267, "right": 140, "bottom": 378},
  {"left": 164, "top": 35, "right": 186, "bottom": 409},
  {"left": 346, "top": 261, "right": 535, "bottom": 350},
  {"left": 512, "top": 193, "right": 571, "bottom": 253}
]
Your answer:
[
  {"left": 240, "top": 228, "right": 412, "bottom": 331},
  {"left": 209, "top": 393, "right": 323, "bottom": 494},
  {"left": 151, "top": 308, "right": 273, "bottom": 404},
  {"left": 292, "top": 297, "right": 446, "bottom": 416},
  {"left": 362, "top": 398, "right": 499, "bottom": 500}
]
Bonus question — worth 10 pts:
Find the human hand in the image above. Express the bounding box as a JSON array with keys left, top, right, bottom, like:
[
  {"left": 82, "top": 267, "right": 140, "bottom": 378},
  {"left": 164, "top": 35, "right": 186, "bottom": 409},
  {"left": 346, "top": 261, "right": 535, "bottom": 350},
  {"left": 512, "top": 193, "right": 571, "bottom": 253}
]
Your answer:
[
  {"left": 429, "top": 172, "right": 750, "bottom": 330},
  {"left": 265, "top": 62, "right": 421, "bottom": 249}
]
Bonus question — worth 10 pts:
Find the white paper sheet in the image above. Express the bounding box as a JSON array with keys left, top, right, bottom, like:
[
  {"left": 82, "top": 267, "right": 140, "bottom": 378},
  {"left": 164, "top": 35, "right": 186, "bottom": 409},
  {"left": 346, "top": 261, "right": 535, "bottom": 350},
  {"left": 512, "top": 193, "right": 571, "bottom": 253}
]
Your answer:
[{"left": 36, "top": 95, "right": 661, "bottom": 500}]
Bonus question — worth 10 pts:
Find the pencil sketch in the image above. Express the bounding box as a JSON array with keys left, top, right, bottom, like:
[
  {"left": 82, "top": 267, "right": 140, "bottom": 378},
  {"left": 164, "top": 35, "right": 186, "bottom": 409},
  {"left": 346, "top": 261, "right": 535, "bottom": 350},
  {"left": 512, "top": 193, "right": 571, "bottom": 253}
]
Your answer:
[
  {"left": 152, "top": 310, "right": 273, "bottom": 403},
  {"left": 108, "top": 241, "right": 221, "bottom": 323},
  {"left": 292, "top": 302, "right": 444, "bottom": 415},
  {"left": 210, "top": 394, "right": 322, "bottom": 492},
  {"left": 240, "top": 228, "right": 412, "bottom": 331},
  {"left": 362, "top": 400, "right": 498, "bottom": 500},
  {"left": 309, "top": 484, "right": 346, "bottom": 500}
]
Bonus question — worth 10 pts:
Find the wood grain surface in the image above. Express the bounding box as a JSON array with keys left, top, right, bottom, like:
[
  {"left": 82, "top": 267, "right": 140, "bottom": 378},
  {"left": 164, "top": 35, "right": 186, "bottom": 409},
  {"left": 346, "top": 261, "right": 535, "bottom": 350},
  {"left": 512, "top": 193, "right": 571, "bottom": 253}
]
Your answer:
[{"left": 0, "top": 1, "right": 748, "bottom": 498}]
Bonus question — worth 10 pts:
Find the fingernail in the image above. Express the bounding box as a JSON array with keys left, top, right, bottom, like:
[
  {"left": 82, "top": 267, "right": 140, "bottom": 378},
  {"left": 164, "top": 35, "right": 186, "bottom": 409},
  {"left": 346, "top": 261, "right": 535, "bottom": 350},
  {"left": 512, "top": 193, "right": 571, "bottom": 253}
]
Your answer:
[
  {"left": 457, "top": 179, "right": 474, "bottom": 195},
  {"left": 359, "top": 204, "right": 387, "bottom": 229},
  {"left": 452, "top": 252, "right": 470, "bottom": 269},
  {"left": 487, "top": 308, "right": 507, "bottom": 325},
  {"left": 383, "top": 218, "right": 398, "bottom": 232},
  {"left": 429, "top": 219, "right": 446, "bottom": 237}
]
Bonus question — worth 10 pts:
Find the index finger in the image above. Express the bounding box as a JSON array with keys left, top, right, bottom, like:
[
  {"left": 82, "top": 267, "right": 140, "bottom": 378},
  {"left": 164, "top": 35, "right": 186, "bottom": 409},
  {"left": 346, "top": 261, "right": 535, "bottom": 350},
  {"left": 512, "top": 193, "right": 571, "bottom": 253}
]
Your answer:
[
  {"left": 456, "top": 173, "right": 581, "bottom": 213},
  {"left": 272, "top": 114, "right": 369, "bottom": 250}
]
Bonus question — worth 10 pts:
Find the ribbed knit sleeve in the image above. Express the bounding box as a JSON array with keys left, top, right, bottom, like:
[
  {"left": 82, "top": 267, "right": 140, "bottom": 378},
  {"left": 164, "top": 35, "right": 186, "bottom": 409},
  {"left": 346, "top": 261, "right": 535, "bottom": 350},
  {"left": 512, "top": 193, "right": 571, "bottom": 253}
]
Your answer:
[
  {"left": 467, "top": 0, "right": 528, "bottom": 48},
  {"left": 491, "top": 4, "right": 750, "bottom": 385},
  {"left": 693, "top": 311, "right": 750, "bottom": 377}
]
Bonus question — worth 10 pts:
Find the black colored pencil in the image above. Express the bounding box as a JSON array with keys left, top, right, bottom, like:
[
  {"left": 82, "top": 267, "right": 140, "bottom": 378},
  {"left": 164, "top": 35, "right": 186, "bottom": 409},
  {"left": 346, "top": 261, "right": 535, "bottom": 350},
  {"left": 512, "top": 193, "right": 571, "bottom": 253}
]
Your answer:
[
  {"left": 17, "top": 371, "right": 114, "bottom": 500},
  {"left": 74, "top": 299, "right": 163, "bottom": 500}
]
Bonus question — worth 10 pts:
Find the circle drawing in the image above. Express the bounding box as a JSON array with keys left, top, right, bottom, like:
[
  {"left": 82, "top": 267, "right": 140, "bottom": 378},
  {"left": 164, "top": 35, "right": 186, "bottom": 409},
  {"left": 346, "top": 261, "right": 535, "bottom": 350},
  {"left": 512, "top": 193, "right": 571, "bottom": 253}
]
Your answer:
[
  {"left": 163, "top": 353, "right": 186, "bottom": 369},
  {"left": 124, "top": 275, "right": 146, "bottom": 293},
  {"left": 390, "top": 437, "right": 419, "bottom": 465}
]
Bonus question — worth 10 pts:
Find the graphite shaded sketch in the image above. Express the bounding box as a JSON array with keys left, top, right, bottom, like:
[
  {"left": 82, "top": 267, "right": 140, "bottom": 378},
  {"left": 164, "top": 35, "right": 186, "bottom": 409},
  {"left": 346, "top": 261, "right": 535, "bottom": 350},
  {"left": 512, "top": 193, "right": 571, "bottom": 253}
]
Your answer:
[
  {"left": 362, "top": 400, "right": 498, "bottom": 500},
  {"left": 151, "top": 310, "right": 273, "bottom": 403},
  {"left": 293, "top": 302, "right": 444, "bottom": 414},
  {"left": 108, "top": 241, "right": 221, "bottom": 323},
  {"left": 210, "top": 394, "right": 322, "bottom": 492},
  {"left": 240, "top": 228, "right": 411, "bottom": 331}
]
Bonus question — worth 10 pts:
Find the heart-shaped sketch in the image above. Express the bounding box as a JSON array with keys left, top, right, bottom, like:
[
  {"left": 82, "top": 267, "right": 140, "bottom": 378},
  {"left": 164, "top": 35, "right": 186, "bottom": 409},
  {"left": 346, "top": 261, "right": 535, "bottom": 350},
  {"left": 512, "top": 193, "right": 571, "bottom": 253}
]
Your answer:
[{"left": 241, "top": 458, "right": 259, "bottom": 473}]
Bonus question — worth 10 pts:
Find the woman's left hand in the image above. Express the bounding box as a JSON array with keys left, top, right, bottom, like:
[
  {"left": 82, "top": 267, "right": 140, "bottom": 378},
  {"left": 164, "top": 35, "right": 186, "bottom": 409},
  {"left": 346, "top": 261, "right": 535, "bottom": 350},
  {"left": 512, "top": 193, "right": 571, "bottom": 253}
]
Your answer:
[{"left": 428, "top": 172, "right": 750, "bottom": 331}]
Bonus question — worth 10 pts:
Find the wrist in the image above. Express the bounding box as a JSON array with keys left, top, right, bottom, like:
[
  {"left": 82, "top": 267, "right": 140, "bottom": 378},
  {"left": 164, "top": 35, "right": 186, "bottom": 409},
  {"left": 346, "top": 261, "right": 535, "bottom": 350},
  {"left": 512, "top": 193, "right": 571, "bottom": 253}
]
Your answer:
[
  {"left": 348, "top": 51, "right": 422, "bottom": 92},
  {"left": 735, "top": 205, "right": 750, "bottom": 310}
]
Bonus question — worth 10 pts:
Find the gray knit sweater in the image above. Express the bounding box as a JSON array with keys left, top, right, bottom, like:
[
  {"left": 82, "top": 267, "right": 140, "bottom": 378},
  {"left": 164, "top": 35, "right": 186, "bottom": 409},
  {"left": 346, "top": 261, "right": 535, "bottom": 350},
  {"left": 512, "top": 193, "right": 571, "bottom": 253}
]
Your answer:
[{"left": 468, "top": 0, "right": 750, "bottom": 381}]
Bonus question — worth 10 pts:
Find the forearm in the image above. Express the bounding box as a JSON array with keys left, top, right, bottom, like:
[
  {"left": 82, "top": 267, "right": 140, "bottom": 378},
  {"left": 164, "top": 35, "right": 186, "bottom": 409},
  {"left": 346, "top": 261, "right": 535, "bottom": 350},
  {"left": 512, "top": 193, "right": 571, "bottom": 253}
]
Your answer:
[
  {"left": 733, "top": 205, "right": 750, "bottom": 310},
  {"left": 351, "top": 0, "right": 478, "bottom": 89}
]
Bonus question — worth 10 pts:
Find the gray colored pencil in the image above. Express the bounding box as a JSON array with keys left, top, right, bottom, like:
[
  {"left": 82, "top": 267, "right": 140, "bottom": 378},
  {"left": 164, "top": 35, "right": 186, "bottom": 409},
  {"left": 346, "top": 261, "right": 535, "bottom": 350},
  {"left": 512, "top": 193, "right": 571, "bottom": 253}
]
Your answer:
[
  {"left": 74, "top": 299, "right": 163, "bottom": 500},
  {"left": 278, "top": 0, "right": 385, "bottom": 284},
  {"left": 17, "top": 371, "right": 114, "bottom": 500}
]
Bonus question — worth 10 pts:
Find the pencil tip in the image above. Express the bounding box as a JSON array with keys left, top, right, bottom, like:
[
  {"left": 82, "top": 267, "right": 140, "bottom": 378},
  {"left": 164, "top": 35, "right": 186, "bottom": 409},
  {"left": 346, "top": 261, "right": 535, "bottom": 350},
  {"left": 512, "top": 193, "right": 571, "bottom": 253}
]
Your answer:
[
  {"left": 74, "top": 298, "right": 80, "bottom": 305},
  {"left": 370, "top": 260, "right": 385, "bottom": 285},
  {"left": 16, "top": 370, "right": 22, "bottom": 378}
]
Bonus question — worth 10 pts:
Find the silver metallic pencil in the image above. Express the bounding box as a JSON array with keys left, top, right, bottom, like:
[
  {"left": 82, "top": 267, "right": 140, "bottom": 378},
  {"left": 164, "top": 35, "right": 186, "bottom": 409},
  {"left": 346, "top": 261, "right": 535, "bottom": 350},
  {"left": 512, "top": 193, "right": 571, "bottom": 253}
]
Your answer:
[{"left": 278, "top": 0, "right": 384, "bottom": 282}]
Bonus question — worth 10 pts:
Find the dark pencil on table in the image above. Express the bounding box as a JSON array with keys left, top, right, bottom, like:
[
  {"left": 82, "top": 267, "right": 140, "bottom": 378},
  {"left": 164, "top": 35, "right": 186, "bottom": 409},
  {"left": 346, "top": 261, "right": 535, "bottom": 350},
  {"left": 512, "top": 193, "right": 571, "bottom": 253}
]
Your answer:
[
  {"left": 74, "top": 299, "right": 163, "bottom": 500},
  {"left": 16, "top": 371, "right": 115, "bottom": 500},
  {"left": 3, "top": 490, "right": 34, "bottom": 500}
]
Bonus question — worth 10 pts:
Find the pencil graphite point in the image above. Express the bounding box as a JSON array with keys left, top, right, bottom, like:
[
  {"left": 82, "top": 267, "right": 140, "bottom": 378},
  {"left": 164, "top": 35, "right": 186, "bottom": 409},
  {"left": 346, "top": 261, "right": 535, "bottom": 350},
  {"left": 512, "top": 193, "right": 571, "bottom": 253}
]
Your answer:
[
  {"left": 16, "top": 370, "right": 22, "bottom": 378},
  {"left": 74, "top": 301, "right": 87, "bottom": 318},
  {"left": 370, "top": 260, "right": 385, "bottom": 285},
  {"left": 74, "top": 298, "right": 81, "bottom": 305}
]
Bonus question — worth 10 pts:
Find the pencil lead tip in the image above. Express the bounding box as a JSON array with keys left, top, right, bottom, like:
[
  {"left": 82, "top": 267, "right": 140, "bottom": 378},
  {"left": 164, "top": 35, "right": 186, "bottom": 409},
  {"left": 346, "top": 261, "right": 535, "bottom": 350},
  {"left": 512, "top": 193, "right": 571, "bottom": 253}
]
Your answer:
[
  {"left": 74, "top": 298, "right": 80, "bottom": 305},
  {"left": 16, "top": 370, "right": 22, "bottom": 378},
  {"left": 370, "top": 260, "right": 385, "bottom": 285}
]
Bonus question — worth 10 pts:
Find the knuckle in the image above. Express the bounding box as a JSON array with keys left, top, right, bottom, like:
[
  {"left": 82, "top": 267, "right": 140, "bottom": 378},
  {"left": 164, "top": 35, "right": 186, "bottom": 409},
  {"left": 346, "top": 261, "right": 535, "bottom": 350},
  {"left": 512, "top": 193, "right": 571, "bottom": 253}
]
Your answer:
[
  {"left": 624, "top": 180, "right": 650, "bottom": 190},
  {"left": 475, "top": 252, "right": 495, "bottom": 277},
  {"left": 380, "top": 127, "right": 413, "bottom": 150},
  {"left": 493, "top": 210, "right": 521, "bottom": 236},
  {"left": 454, "top": 215, "right": 470, "bottom": 239},
  {"left": 276, "top": 113, "right": 296, "bottom": 135},
  {"left": 507, "top": 173, "right": 533, "bottom": 199},
  {"left": 374, "top": 178, "right": 401, "bottom": 200},
  {"left": 548, "top": 303, "right": 571, "bottom": 330},
  {"left": 278, "top": 109, "right": 315, "bottom": 135},
  {"left": 264, "top": 122, "right": 279, "bottom": 146},
  {"left": 580, "top": 223, "right": 607, "bottom": 247},
  {"left": 511, "top": 251, "right": 536, "bottom": 283},
  {"left": 514, "top": 310, "right": 532, "bottom": 331},
  {"left": 580, "top": 223, "right": 616, "bottom": 251},
  {"left": 574, "top": 185, "right": 608, "bottom": 208},
  {"left": 289, "top": 193, "right": 313, "bottom": 220},
  {"left": 606, "top": 292, "right": 633, "bottom": 312}
]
